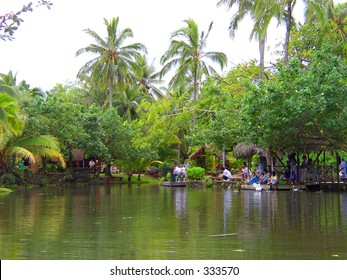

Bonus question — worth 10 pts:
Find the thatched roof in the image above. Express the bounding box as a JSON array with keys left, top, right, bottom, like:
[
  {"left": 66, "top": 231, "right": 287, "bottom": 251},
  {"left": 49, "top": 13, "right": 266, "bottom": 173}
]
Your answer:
[{"left": 233, "top": 143, "right": 264, "bottom": 158}]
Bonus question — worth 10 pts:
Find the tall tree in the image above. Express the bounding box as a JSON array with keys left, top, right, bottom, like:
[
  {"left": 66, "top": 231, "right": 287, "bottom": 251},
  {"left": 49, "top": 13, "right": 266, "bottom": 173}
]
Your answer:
[
  {"left": 76, "top": 17, "right": 147, "bottom": 108},
  {"left": 114, "top": 87, "right": 150, "bottom": 124},
  {"left": 160, "top": 18, "right": 227, "bottom": 124},
  {"left": 217, "top": 0, "right": 268, "bottom": 78},
  {"left": 0, "top": 93, "right": 21, "bottom": 138},
  {"left": 0, "top": 71, "right": 19, "bottom": 98},
  {"left": 0, "top": 134, "right": 66, "bottom": 181}
]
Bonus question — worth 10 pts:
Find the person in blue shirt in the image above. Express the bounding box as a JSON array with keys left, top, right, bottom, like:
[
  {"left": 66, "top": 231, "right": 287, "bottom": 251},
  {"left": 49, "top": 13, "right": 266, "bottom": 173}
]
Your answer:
[
  {"left": 290, "top": 170, "right": 298, "bottom": 184},
  {"left": 340, "top": 158, "right": 347, "bottom": 178},
  {"left": 247, "top": 172, "right": 259, "bottom": 184}
]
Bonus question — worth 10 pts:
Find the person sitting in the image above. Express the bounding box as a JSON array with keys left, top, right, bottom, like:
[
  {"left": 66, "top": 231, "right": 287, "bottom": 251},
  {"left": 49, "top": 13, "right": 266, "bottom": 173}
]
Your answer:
[
  {"left": 239, "top": 165, "right": 248, "bottom": 181},
  {"left": 247, "top": 172, "right": 259, "bottom": 184},
  {"left": 222, "top": 167, "right": 232, "bottom": 181},
  {"left": 290, "top": 170, "right": 298, "bottom": 184},
  {"left": 268, "top": 171, "right": 278, "bottom": 185},
  {"left": 259, "top": 169, "right": 270, "bottom": 184},
  {"left": 284, "top": 161, "right": 291, "bottom": 184},
  {"left": 173, "top": 164, "right": 179, "bottom": 181},
  {"left": 255, "top": 163, "right": 262, "bottom": 174}
]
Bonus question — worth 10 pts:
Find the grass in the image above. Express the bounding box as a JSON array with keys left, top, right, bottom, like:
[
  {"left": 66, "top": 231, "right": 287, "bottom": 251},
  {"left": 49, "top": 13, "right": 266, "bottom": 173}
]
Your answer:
[
  {"left": 99, "top": 172, "right": 160, "bottom": 185},
  {"left": 0, "top": 187, "right": 14, "bottom": 194}
]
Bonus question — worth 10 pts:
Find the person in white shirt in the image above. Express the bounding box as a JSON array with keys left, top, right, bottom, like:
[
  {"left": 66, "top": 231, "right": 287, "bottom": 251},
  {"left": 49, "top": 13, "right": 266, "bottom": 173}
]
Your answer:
[
  {"left": 222, "top": 167, "right": 232, "bottom": 181},
  {"left": 177, "top": 164, "right": 186, "bottom": 181}
]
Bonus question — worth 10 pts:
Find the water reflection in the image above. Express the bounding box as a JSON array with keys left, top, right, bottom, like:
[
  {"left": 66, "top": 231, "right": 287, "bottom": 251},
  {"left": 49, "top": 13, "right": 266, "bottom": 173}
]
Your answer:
[{"left": 0, "top": 185, "right": 346, "bottom": 260}]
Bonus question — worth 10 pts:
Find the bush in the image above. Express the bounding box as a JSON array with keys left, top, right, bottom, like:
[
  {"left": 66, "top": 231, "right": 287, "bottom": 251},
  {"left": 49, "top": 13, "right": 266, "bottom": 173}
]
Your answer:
[
  {"left": 2, "top": 174, "right": 16, "bottom": 185},
  {"left": 203, "top": 176, "right": 213, "bottom": 187},
  {"left": 64, "top": 173, "right": 73, "bottom": 182},
  {"left": 186, "top": 167, "right": 205, "bottom": 180},
  {"left": 166, "top": 172, "right": 171, "bottom": 181},
  {"left": 39, "top": 178, "right": 48, "bottom": 187}
]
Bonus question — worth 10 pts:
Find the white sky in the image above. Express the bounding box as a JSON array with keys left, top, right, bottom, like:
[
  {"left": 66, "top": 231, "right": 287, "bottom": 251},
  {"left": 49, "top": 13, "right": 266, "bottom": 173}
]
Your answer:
[{"left": 0, "top": 0, "right": 344, "bottom": 91}]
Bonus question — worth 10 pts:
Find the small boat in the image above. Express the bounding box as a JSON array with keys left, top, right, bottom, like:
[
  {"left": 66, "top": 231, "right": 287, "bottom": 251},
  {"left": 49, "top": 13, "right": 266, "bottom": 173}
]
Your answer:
[{"left": 161, "top": 181, "right": 188, "bottom": 187}]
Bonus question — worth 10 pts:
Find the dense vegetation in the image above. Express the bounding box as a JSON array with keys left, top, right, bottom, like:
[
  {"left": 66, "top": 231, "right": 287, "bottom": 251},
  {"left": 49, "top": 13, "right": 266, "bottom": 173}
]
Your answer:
[{"left": 1, "top": 1, "right": 347, "bottom": 184}]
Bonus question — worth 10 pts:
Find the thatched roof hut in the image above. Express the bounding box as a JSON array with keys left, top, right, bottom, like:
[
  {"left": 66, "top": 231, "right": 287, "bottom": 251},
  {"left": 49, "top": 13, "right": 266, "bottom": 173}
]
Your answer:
[{"left": 233, "top": 143, "right": 264, "bottom": 159}]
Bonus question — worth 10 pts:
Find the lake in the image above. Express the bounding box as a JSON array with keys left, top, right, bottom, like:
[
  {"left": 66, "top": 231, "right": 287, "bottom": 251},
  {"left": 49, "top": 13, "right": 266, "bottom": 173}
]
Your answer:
[{"left": 0, "top": 184, "right": 346, "bottom": 260}]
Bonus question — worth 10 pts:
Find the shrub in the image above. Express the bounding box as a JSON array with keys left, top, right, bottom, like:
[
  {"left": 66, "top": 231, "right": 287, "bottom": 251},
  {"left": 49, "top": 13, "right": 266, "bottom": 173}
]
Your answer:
[
  {"left": 2, "top": 174, "right": 16, "bottom": 185},
  {"left": 64, "top": 173, "right": 73, "bottom": 182},
  {"left": 203, "top": 176, "right": 213, "bottom": 187},
  {"left": 39, "top": 178, "right": 48, "bottom": 187},
  {"left": 186, "top": 167, "right": 205, "bottom": 180}
]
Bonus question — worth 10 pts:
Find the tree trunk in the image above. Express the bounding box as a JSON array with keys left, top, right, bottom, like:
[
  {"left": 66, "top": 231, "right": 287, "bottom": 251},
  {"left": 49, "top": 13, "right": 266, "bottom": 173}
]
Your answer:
[
  {"left": 5, "top": 164, "right": 27, "bottom": 186},
  {"left": 127, "top": 171, "right": 132, "bottom": 182},
  {"left": 284, "top": 1, "right": 293, "bottom": 66},
  {"left": 192, "top": 64, "right": 198, "bottom": 126},
  {"left": 259, "top": 34, "right": 266, "bottom": 79},
  {"left": 68, "top": 149, "right": 73, "bottom": 174},
  {"left": 109, "top": 75, "right": 113, "bottom": 108},
  {"left": 42, "top": 156, "right": 47, "bottom": 173}
]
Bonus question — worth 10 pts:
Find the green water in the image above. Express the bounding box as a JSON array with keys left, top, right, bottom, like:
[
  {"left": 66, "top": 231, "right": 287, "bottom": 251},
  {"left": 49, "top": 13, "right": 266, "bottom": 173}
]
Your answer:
[{"left": 0, "top": 184, "right": 346, "bottom": 260}]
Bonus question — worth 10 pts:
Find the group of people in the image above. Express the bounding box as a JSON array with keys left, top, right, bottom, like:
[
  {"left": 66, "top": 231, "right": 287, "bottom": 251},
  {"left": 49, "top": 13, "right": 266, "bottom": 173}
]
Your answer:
[
  {"left": 172, "top": 163, "right": 189, "bottom": 181},
  {"left": 223, "top": 153, "right": 315, "bottom": 186},
  {"left": 89, "top": 159, "right": 101, "bottom": 177},
  {"left": 246, "top": 169, "right": 278, "bottom": 185}
]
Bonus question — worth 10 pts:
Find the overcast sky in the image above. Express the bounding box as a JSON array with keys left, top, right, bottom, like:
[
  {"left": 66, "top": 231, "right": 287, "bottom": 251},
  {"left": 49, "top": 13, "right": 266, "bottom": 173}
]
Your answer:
[{"left": 0, "top": 0, "right": 344, "bottom": 91}]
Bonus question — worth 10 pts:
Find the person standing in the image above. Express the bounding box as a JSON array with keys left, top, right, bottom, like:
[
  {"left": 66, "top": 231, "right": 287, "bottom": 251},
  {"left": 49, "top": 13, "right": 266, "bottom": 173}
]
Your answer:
[
  {"left": 259, "top": 153, "right": 267, "bottom": 173},
  {"left": 340, "top": 158, "right": 347, "bottom": 180},
  {"left": 300, "top": 155, "right": 308, "bottom": 183},
  {"left": 89, "top": 159, "right": 95, "bottom": 169}
]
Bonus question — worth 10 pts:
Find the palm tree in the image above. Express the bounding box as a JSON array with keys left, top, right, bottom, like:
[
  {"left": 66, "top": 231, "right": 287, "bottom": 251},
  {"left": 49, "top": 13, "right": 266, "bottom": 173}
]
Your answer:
[
  {"left": 160, "top": 18, "right": 227, "bottom": 122},
  {"left": 0, "top": 70, "right": 19, "bottom": 98},
  {"left": 217, "top": 0, "right": 269, "bottom": 78},
  {"left": 76, "top": 17, "right": 147, "bottom": 108},
  {"left": 0, "top": 93, "right": 21, "bottom": 138},
  {"left": 219, "top": 0, "right": 335, "bottom": 66},
  {"left": 136, "top": 55, "right": 165, "bottom": 100},
  {"left": 0, "top": 133, "right": 66, "bottom": 182},
  {"left": 114, "top": 86, "right": 151, "bottom": 124}
]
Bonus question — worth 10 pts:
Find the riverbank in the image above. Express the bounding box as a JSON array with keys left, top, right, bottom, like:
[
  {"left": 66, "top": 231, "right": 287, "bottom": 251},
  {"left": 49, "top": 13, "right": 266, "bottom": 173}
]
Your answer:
[{"left": 0, "top": 186, "right": 13, "bottom": 194}]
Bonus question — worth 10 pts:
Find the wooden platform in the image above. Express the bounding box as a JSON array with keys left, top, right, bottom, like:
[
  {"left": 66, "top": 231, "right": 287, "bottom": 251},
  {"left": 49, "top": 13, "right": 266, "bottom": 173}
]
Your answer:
[
  {"left": 213, "top": 178, "right": 242, "bottom": 186},
  {"left": 241, "top": 184, "right": 306, "bottom": 191},
  {"left": 162, "top": 181, "right": 188, "bottom": 187},
  {"left": 306, "top": 182, "right": 347, "bottom": 192}
]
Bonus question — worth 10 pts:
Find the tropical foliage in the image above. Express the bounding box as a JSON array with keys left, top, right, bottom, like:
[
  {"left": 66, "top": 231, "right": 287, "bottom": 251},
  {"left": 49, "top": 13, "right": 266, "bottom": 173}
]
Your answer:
[
  {"left": 1, "top": 2, "right": 347, "bottom": 184},
  {"left": 76, "top": 17, "right": 147, "bottom": 108}
]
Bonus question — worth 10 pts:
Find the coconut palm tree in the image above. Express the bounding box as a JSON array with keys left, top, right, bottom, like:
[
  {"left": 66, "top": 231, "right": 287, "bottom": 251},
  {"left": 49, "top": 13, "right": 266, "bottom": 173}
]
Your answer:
[
  {"left": 114, "top": 86, "right": 151, "bottom": 124},
  {"left": 219, "top": 0, "right": 336, "bottom": 66},
  {"left": 160, "top": 18, "right": 227, "bottom": 110},
  {"left": 217, "top": 0, "right": 269, "bottom": 78},
  {"left": 76, "top": 17, "right": 147, "bottom": 108},
  {"left": 0, "top": 133, "right": 66, "bottom": 183},
  {"left": 0, "top": 70, "right": 18, "bottom": 98},
  {"left": 136, "top": 55, "right": 165, "bottom": 100},
  {"left": 0, "top": 93, "right": 21, "bottom": 138}
]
